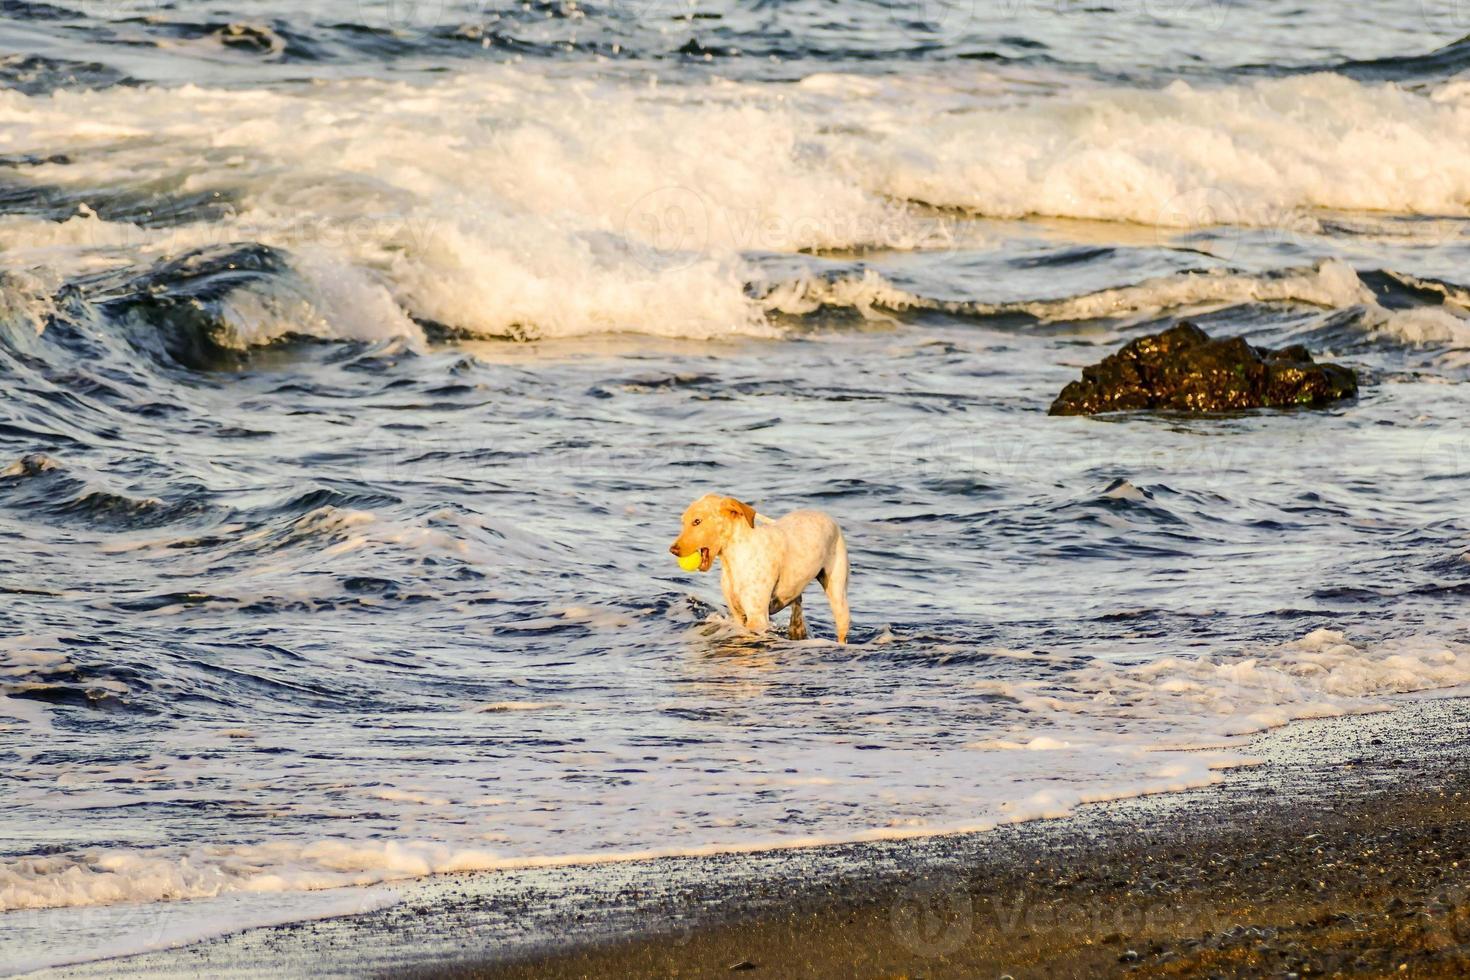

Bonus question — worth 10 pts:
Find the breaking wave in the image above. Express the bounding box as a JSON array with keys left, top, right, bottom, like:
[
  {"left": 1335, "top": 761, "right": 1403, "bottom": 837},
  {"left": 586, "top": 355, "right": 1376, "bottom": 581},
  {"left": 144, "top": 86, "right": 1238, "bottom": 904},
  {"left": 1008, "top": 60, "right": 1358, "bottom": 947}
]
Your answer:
[{"left": 4, "top": 69, "right": 1470, "bottom": 345}]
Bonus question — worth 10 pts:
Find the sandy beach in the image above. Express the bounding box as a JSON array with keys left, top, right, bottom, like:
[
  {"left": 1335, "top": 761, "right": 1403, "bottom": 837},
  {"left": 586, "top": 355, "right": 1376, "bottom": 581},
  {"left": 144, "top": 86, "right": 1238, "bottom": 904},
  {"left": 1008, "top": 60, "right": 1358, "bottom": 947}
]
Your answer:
[{"left": 28, "top": 694, "right": 1469, "bottom": 979}]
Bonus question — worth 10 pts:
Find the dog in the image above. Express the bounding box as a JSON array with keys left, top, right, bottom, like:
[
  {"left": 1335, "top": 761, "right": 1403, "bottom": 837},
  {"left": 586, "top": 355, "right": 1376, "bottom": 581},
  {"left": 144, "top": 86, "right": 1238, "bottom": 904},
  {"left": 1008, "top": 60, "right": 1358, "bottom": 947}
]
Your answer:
[{"left": 669, "top": 494, "right": 849, "bottom": 643}]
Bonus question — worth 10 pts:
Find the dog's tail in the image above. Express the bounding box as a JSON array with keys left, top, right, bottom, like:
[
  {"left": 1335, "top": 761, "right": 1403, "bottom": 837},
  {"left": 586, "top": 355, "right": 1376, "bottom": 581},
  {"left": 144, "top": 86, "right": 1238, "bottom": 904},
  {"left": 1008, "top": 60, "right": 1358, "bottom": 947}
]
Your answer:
[{"left": 822, "top": 530, "right": 850, "bottom": 644}]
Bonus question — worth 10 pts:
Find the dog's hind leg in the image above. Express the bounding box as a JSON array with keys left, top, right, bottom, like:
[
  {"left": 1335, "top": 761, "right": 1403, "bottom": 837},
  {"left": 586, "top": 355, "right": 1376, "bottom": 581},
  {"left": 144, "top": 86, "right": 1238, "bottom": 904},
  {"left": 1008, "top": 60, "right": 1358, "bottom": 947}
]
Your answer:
[
  {"left": 819, "top": 534, "right": 850, "bottom": 644},
  {"left": 788, "top": 595, "right": 807, "bottom": 641}
]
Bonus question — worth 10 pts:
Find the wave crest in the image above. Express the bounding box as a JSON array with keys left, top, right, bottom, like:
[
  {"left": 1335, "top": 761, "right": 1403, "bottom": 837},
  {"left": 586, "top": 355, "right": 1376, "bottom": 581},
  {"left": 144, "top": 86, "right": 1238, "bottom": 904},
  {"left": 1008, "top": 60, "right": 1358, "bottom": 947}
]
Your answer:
[{"left": 4, "top": 70, "right": 1470, "bottom": 344}]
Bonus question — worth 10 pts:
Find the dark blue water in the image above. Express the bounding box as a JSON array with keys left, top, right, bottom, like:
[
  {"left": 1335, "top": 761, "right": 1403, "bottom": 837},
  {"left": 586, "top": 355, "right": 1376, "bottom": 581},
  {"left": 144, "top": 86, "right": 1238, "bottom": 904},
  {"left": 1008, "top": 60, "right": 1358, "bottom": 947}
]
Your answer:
[{"left": 3, "top": 0, "right": 1470, "bottom": 969}]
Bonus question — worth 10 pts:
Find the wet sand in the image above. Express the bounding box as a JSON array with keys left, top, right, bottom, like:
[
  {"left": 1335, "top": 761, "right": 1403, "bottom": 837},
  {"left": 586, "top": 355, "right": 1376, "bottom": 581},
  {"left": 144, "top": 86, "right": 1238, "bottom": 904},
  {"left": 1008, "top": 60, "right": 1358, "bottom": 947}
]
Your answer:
[{"left": 38, "top": 695, "right": 1470, "bottom": 979}]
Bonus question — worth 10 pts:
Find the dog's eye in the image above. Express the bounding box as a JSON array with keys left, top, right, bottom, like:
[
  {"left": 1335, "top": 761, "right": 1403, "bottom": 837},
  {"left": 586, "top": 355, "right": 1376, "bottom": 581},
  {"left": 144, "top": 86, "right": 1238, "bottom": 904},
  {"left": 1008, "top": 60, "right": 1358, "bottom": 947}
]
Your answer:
[{"left": 692, "top": 518, "right": 701, "bottom": 526}]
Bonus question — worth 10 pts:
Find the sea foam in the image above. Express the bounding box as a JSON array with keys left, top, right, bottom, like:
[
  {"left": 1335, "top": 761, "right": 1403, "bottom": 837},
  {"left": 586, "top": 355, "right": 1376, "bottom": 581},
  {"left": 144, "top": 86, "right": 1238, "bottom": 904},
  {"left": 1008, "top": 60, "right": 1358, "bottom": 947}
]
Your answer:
[
  {"left": 4, "top": 70, "right": 1470, "bottom": 342},
  {"left": 2, "top": 627, "right": 1465, "bottom": 917}
]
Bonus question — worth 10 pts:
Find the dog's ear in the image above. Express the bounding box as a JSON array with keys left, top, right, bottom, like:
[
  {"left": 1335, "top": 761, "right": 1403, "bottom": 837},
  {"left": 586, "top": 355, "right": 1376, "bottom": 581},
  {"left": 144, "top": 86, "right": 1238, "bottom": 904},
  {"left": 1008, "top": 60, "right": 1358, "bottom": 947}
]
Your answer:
[{"left": 721, "top": 497, "right": 756, "bottom": 528}]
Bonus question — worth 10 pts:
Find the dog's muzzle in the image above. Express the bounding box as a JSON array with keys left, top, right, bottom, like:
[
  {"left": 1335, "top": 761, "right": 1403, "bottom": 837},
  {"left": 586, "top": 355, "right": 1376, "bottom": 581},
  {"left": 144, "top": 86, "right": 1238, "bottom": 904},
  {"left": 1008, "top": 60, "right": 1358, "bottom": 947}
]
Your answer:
[{"left": 670, "top": 543, "right": 712, "bottom": 572}]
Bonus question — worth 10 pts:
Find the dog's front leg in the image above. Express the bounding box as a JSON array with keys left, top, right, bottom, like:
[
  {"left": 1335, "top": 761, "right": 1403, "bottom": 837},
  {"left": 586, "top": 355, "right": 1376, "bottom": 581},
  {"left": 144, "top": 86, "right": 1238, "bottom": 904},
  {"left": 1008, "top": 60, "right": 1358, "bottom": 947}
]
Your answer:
[
  {"left": 742, "top": 606, "right": 770, "bottom": 635},
  {"left": 725, "top": 557, "right": 777, "bottom": 637},
  {"left": 741, "top": 583, "right": 778, "bottom": 636},
  {"left": 720, "top": 562, "right": 748, "bottom": 630}
]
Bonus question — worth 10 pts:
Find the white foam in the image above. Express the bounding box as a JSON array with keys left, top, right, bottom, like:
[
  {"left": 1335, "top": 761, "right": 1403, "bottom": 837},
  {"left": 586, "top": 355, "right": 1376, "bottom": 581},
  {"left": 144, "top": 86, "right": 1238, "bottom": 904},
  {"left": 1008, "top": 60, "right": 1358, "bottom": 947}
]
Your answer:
[
  {"left": 4, "top": 627, "right": 1465, "bottom": 923},
  {"left": 0, "top": 636, "right": 80, "bottom": 733},
  {"left": 996, "top": 628, "right": 1470, "bottom": 743},
  {"left": 767, "top": 259, "right": 1470, "bottom": 345},
  {"left": 0, "top": 887, "right": 398, "bottom": 977},
  {"left": 765, "top": 258, "right": 1363, "bottom": 321},
  {"left": 7, "top": 69, "right": 1469, "bottom": 342},
  {"left": 217, "top": 249, "right": 424, "bottom": 349},
  {"left": 0, "top": 70, "right": 880, "bottom": 342},
  {"left": 370, "top": 788, "right": 451, "bottom": 806},
  {"left": 851, "top": 72, "right": 1470, "bottom": 226},
  {"left": 1369, "top": 305, "right": 1470, "bottom": 347},
  {"left": 474, "top": 701, "right": 563, "bottom": 713},
  {"left": 987, "top": 258, "right": 1374, "bottom": 322},
  {"left": 0, "top": 268, "right": 56, "bottom": 338}
]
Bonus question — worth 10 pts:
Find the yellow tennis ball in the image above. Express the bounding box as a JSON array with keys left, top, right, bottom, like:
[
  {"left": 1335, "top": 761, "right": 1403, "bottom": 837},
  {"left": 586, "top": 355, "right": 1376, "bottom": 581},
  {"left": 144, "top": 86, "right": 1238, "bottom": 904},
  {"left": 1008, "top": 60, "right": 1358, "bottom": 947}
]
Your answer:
[{"left": 676, "top": 551, "right": 702, "bottom": 571}]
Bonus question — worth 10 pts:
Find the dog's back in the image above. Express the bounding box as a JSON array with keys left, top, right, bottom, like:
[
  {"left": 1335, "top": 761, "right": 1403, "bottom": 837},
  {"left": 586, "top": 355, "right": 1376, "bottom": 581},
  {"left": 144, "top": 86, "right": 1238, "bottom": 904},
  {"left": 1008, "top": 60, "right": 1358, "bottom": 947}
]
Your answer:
[{"left": 770, "top": 510, "right": 846, "bottom": 626}]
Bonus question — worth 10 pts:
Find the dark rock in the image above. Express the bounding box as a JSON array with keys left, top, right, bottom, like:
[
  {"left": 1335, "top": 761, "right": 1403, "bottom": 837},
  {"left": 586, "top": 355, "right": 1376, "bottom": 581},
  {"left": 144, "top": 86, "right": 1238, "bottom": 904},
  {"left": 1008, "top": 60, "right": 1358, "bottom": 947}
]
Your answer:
[
  {"left": 1, "top": 453, "right": 60, "bottom": 478},
  {"left": 1048, "top": 322, "right": 1357, "bottom": 416},
  {"left": 0, "top": 52, "right": 132, "bottom": 96},
  {"left": 216, "top": 23, "right": 281, "bottom": 53}
]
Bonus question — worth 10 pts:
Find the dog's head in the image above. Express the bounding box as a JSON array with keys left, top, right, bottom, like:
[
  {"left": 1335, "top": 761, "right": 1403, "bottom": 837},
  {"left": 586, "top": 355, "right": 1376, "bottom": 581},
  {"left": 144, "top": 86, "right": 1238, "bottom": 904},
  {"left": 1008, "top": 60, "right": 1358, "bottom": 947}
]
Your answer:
[{"left": 669, "top": 494, "right": 756, "bottom": 572}]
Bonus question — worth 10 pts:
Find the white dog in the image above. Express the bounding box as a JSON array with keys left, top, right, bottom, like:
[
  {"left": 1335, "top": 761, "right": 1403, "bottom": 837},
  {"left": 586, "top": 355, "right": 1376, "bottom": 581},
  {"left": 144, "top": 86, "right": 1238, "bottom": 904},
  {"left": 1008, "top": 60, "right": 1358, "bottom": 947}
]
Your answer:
[{"left": 669, "top": 494, "right": 850, "bottom": 643}]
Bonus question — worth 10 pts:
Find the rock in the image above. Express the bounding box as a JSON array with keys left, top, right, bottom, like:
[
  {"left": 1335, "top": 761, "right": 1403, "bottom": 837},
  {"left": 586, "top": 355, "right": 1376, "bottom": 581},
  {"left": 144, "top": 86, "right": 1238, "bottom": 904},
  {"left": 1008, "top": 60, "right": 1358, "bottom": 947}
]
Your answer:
[
  {"left": 216, "top": 23, "right": 281, "bottom": 54},
  {"left": 1048, "top": 322, "right": 1357, "bottom": 416},
  {"left": 1, "top": 453, "right": 60, "bottom": 478}
]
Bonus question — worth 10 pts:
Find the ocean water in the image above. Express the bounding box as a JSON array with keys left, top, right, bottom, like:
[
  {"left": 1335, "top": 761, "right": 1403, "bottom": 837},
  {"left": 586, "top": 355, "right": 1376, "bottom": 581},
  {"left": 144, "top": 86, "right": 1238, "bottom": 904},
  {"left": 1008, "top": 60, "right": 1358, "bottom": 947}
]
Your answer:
[{"left": 4, "top": 0, "right": 1470, "bottom": 970}]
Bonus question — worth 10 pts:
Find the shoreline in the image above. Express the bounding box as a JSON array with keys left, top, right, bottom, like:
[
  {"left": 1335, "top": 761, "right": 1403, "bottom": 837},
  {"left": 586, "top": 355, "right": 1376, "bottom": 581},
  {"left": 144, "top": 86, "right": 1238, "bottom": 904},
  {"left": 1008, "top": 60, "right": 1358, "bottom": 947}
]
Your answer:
[
  {"left": 31, "top": 691, "right": 1470, "bottom": 978},
  {"left": 441, "top": 695, "right": 1470, "bottom": 980}
]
